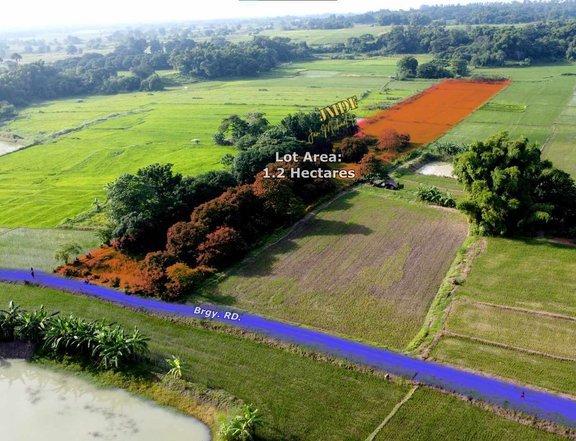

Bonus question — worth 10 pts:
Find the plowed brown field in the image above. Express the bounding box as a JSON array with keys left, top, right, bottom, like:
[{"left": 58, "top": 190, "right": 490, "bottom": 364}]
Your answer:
[{"left": 358, "top": 79, "right": 510, "bottom": 143}]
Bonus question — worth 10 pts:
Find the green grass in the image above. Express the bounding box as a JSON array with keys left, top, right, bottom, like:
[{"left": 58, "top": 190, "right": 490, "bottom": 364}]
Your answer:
[
  {"left": 204, "top": 25, "right": 394, "bottom": 45},
  {"left": 0, "top": 283, "right": 568, "bottom": 440},
  {"left": 375, "top": 387, "right": 567, "bottom": 441},
  {"left": 429, "top": 237, "right": 576, "bottom": 397},
  {"left": 437, "top": 63, "right": 576, "bottom": 176},
  {"left": 0, "top": 228, "right": 98, "bottom": 271},
  {"left": 542, "top": 87, "right": 576, "bottom": 176},
  {"left": 458, "top": 238, "right": 576, "bottom": 317},
  {"left": 0, "top": 281, "right": 406, "bottom": 440},
  {"left": 397, "top": 173, "right": 466, "bottom": 202},
  {"left": 447, "top": 301, "right": 576, "bottom": 360},
  {"left": 0, "top": 58, "right": 436, "bottom": 228},
  {"left": 431, "top": 337, "right": 576, "bottom": 397},
  {"left": 205, "top": 187, "right": 468, "bottom": 349}
]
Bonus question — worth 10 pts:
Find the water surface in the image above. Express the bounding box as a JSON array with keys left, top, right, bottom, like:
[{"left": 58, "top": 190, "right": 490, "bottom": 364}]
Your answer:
[{"left": 0, "top": 359, "right": 211, "bottom": 441}]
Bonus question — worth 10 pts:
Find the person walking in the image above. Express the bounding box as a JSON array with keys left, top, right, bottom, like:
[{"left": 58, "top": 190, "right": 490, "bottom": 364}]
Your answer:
[{"left": 30, "top": 267, "right": 35, "bottom": 279}]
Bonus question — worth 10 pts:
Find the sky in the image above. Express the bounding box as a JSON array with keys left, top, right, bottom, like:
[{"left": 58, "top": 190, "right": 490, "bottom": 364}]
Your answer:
[{"left": 0, "top": 0, "right": 507, "bottom": 30}]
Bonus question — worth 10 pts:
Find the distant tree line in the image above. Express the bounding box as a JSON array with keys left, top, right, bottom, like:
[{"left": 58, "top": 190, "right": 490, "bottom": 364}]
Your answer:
[
  {"left": 168, "top": 36, "right": 312, "bottom": 78},
  {"left": 0, "top": 36, "right": 310, "bottom": 106},
  {"left": 337, "top": 20, "right": 576, "bottom": 66},
  {"left": 281, "top": 1, "right": 576, "bottom": 30}
]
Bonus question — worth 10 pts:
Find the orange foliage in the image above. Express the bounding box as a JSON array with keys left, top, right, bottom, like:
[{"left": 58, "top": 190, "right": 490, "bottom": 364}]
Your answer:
[{"left": 55, "top": 246, "right": 143, "bottom": 291}]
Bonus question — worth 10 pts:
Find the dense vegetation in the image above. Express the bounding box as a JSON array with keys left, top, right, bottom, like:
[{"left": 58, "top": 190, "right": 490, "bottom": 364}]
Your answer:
[
  {"left": 415, "top": 185, "right": 456, "bottom": 208},
  {"left": 103, "top": 164, "right": 237, "bottom": 252},
  {"left": 285, "top": 1, "right": 576, "bottom": 29},
  {"left": 341, "top": 21, "right": 576, "bottom": 65},
  {"left": 169, "top": 37, "right": 312, "bottom": 78},
  {"left": 0, "top": 36, "right": 310, "bottom": 106},
  {"left": 82, "top": 108, "right": 365, "bottom": 299},
  {"left": 454, "top": 132, "right": 576, "bottom": 236},
  {"left": 0, "top": 301, "right": 149, "bottom": 369}
]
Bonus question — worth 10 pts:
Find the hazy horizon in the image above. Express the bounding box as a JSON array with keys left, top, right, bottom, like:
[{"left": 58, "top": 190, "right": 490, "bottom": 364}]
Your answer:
[{"left": 1, "top": 0, "right": 516, "bottom": 31}]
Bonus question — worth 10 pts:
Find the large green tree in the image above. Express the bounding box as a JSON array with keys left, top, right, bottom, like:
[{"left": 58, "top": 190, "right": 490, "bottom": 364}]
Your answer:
[
  {"left": 104, "top": 164, "right": 235, "bottom": 252},
  {"left": 454, "top": 132, "right": 576, "bottom": 236},
  {"left": 396, "top": 55, "right": 418, "bottom": 79}
]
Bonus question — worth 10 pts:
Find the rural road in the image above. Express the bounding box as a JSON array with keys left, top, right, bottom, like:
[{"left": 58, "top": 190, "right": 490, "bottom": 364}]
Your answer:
[{"left": 1, "top": 268, "right": 575, "bottom": 429}]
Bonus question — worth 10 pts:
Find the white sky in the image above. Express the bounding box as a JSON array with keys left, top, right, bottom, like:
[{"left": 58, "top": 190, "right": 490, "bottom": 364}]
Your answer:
[{"left": 0, "top": 0, "right": 504, "bottom": 30}]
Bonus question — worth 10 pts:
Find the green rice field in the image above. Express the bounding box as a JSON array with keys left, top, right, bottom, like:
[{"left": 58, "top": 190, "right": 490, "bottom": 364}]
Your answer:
[
  {"left": 0, "top": 58, "right": 435, "bottom": 228},
  {"left": 375, "top": 387, "right": 566, "bottom": 441},
  {"left": 0, "top": 282, "right": 567, "bottom": 440},
  {"left": 438, "top": 64, "right": 576, "bottom": 176},
  {"left": 0, "top": 227, "right": 98, "bottom": 271}
]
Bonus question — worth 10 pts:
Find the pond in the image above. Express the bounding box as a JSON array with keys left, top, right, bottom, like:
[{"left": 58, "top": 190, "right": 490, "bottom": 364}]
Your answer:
[
  {"left": 0, "top": 359, "right": 211, "bottom": 441},
  {"left": 416, "top": 161, "right": 455, "bottom": 178}
]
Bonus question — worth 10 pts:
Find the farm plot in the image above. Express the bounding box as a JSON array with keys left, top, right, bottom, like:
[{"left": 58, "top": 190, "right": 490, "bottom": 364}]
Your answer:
[
  {"left": 431, "top": 337, "right": 576, "bottom": 396},
  {"left": 207, "top": 187, "right": 468, "bottom": 349},
  {"left": 447, "top": 301, "right": 576, "bottom": 360},
  {"left": 358, "top": 79, "right": 509, "bottom": 144},
  {"left": 457, "top": 238, "right": 576, "bottom": 317},
  {"left": 0, "top": 228, "right": 99, "bottom": 271},
  {"left": 429, "top": 237, "right": 576, "bottom": 397},
  {"left": 0, "top": 59, "right": 436, "bottom": 228},
  {"left": 438, "top": 64, "right": 576, "bottom": 176},
  {"left": 374, "top": 388, "right": 566, "bottom": 441}
]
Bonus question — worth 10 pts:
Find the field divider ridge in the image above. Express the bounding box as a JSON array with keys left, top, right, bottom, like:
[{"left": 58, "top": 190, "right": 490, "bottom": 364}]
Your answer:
[
  {"left": 443, "top": 330, "right": 576, "bottom": 363},
  {"left": 459, "top": 297, "right": 576, "bottom": 322},
  {"left": 365, "top": 385, "right": 419, "bottom": 441}
]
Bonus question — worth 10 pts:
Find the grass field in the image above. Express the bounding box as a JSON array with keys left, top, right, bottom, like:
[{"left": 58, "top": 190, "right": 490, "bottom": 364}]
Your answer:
[
  {"left": 543, "top": 86, "right": 576, "bottom": 176},
  {"left": 431, "top": 337, "right": 576, "bottom": 396},
  {"left": 438, "top": 64, "right": 576, "bottom": 176},
  {"left": 429, "top": 237, "right": 576, "bottom": 397},
  {"left": 206, "top": 186, "right": 468, "bottom": 349},
  {"left": 0, "top": 58, "right": 436, "bottom": 228},
  {"left": 374, "top": 388, "right": 567, "bottom": 441},
  {"left": 0, "top": 282, "right": 408, "bottom": 441},
  {"left": 447, "top": 301, "right": 576, "bottom": 360},
  {"left": 0, "top": 227, "right": 98, "bottom": 271},
  {"left": 457, "top": 238, "right": 576, "bottom": 317},
  {"left": 0, "top": 282, "right": 569, "bottom": 440},
  {"left": 256, "top": 25, "right": 392, "bottom": 45}
]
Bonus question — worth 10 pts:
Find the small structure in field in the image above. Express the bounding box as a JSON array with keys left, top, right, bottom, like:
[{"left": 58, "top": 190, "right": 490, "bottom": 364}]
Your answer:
[{"left": 191, "top": 139, "right": 200, "bottom": 144}]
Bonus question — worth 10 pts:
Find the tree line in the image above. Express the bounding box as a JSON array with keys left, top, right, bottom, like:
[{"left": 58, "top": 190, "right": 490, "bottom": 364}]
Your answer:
[
  {"left": 0, "top": 36, "right": 311, "bottom": 107},
  {"left": 279, "top": 1, "right": 576, "bottom": 30},
  {"left": 340, "top": 20, "right": 576, "bottom": 66},
  {"left": 64, "top": 107, "right": 390, "bottom": 300}
]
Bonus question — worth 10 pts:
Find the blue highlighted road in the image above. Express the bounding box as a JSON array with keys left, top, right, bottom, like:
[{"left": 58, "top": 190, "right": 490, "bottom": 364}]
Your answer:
[{"left": 1, "top": 268, "right": 575, "bottom": 429}]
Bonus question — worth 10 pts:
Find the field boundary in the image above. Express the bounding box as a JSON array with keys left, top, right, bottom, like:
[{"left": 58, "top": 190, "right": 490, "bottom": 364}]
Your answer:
[
  {"left": 443, "top": 330, "right": 576, "bottom": 363},
  {"left": 365, "top": 386, "right": 419, "bottom": 441},
  {"left": 3, "top": 108, "right": 154, "bottom": 159},
  {"left": 458, "top": 297, "right": 576, "bottom": 322},
  {"left": 406, "top": 236, "right": 485, "bottom": 356},
  {"left": 251, "top": 184, "right": 360, "bottom": 254}
]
